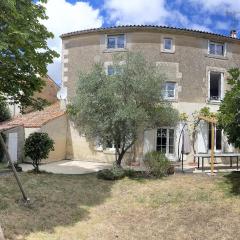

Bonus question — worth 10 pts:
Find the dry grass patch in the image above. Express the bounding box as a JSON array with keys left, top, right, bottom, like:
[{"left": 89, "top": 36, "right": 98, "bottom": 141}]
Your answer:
[{"left": 0, "top": 172, "right": 240, "bottom": 240}]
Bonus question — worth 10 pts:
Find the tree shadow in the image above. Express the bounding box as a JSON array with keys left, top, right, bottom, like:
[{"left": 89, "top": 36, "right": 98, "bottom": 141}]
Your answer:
[
  {"left": 223, "top": 171, "right": 240, "bottom": 195},
  {"left": 0, "top": 172, "right": 115, "bottom": 239}
]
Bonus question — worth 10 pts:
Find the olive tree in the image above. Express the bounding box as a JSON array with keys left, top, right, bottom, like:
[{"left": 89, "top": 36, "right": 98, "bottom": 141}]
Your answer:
[
  {"left": 218, "top": 68, "right": 240, "bottom": 148},
  {"left": 69, "top": 52, "right": 179, "bottom": 167}
]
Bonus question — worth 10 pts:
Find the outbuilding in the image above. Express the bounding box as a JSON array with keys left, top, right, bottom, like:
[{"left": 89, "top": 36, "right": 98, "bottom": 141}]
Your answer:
[{"left": 8, "top": 102, "right": 67, "bottom": 163}]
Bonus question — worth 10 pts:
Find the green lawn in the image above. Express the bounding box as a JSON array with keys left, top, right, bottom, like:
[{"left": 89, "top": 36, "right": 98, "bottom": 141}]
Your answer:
[
  {"left": 0, "top": 172, "right": 240, "bottom": 240},
  {"left": 0, "top": 162, "right": 8, "bottom": 171}
]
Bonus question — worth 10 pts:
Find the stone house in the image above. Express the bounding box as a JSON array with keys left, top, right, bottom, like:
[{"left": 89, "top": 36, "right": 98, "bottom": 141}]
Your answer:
[{"left": 60, "top": 25, "right": 240, "bottom": 164}]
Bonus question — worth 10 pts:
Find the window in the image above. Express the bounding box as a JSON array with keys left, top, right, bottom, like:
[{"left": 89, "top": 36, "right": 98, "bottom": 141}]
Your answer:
[
  {"left": 106, "top": 62, "right": 124, "bottom": 76},
  {"left": 208, "top": 41, "right": 225, "bottom": 56},
  {"left": 107, "top": 35, "right": 125, "bottom": 49},
  {"left": 161, "top": 36, "right": 175, "bottom": 53},
  {"left": 156, "top": 128, "right": 175, "bottom": 154},
  {"left": 209, "top": 72, "right": 223, "bottom": 101},
  {"left": 164, "top": 38, "right": 173, "bottom": 50},
  {"left": 107, "top": 65, "right": 115, "bottom": 76},
  {"left": 163, "top": 82, "right": 176, "bottom": 100},
  {"left": 208, "top": 124, "right": 222, "bottom": 151}
]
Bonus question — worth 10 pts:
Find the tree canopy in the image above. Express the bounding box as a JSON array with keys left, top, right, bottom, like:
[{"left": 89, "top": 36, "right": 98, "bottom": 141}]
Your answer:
[
  {"left": 0, "top": 0, "right": 58, "bottom": 110},
  {"left": 0, "top": 100, "right": 11, "bottom": 122},
  {"left": 69, "top": 52, "right": 179, "bottom": 166},
  {"left": 25, "top": 132, "right": 54, "bottom": 173},
  {"left": 218, "top": 68, "right": 240, "bottom": 148}
]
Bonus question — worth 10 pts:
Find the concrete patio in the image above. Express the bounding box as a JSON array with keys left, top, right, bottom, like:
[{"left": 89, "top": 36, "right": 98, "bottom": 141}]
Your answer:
[{"left": 20, "top": 160, "right": 111, "bottom": 174}]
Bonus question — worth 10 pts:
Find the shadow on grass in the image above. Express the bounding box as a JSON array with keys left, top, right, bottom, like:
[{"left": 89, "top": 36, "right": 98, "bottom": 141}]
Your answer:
[
  {"left": 0, "top": 172, "right": 115, "bottom": 239},
  {"left": 222, "top": 171, "right": 240, "bottom": 195}
]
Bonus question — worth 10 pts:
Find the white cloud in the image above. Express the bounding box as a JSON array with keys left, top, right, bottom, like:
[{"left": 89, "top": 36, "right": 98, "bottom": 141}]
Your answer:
[
  {"left": 104, "top": 0, "right": 210, "bottom": 31},
  {"left": 189, "top": 0, "right": 240, "bottom": 13},
  {"left": 104, "top": 0, "right": 170, "bottom": 25},
  {"left": 40, "top": 0, "right": 103, "bottom": 83}
]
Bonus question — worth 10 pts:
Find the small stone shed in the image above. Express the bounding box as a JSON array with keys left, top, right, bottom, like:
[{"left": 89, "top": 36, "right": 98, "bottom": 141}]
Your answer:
[
  {"left": 0, "top": 123, "right": 24, "bottom": 163},
  {"left": 9, "top": 102, "right": 67, "bottom": 163}
]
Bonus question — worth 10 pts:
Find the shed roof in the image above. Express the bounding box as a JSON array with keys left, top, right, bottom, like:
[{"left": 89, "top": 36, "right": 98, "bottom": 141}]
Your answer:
[
  {"left": 0, "top": 122, "right": 22, "bottom": 132},
  {"left": 8, "top": 102, "right": 65, "bottom": 128}
]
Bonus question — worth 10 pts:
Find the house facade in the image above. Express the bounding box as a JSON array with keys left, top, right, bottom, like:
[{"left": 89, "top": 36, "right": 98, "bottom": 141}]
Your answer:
[{"left": 60, "top": 26, "right": 240, "bottom": 163}]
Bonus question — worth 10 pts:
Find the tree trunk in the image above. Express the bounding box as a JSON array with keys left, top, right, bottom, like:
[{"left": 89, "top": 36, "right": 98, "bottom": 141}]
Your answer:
[
  {"left": 116, "top": 151, "right": 125, "bottom": 167},
  {"left": 0, "top": 225, "right": 5, "bottom": 240}
]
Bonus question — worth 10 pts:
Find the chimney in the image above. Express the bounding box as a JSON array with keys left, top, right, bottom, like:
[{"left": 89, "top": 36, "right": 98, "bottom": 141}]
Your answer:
[{"left": 230, "top": 30, "right": 237, "bottom": 38}]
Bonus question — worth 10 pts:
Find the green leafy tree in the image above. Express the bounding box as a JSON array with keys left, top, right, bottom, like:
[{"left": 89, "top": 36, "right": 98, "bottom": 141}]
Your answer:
[
  {"left": 0, "top": 0, "right": 59, "bottom": 110},
  {"left": 218, "top": 68, "right": 240, "bottom": 148},
  {"left": 0, "top": 100, "right": 11, "bottom": 122},
  {"left": 69, "top": 52, "right": 179, "bottom": 167},
  {"left": 25, "top": 132, "right": 54, "bottom": 173}
]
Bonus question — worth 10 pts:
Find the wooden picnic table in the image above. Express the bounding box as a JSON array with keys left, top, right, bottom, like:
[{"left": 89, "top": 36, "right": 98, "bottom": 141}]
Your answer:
[{"left": 194, "top": 153, "right": 240, "bottom": 172}]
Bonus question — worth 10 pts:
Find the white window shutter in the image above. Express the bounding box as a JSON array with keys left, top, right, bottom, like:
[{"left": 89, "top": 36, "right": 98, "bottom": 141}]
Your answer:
[
  {"left": 197, "top": 121, "right": 208, "bottom": 153},
  {"left": 143, "top": 129, "right": 156, "bottom": 154}
]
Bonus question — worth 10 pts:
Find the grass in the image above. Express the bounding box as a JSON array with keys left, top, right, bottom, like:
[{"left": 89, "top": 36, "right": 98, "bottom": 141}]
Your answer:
[
  {"left": 0, "top": 162, "right": 8, "bottom": 171},
  {"left": 0, "top": 172, "right": 240, "bottom": 240}
]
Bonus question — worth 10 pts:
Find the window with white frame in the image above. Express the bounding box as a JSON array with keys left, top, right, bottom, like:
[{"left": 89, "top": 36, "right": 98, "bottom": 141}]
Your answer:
[
  {"left": 208, "top": 41, "right": 225, "bottom": 56},
  {"left": 208, "top": 124, "right": 222, "bottom": 151},
  {"left": 163, "top": 38, "right": 173, "bottom": 51},
  {"left": 163, "top": 82, "right": 176, "bottom": 100},
  {"left": 156, "top": 128, "right": 175, "bottom": 154},
  {"left": 107, "top": 34, "right": 125, "bottom": 49},
  {"left": 208, "top": 71, "right": 223, "bottom": 101}
]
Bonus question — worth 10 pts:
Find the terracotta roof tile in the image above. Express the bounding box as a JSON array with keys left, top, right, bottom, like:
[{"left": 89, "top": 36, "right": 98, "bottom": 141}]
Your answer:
[
  {"left": 0, "top": 122, "right": 22, "bottom": 131},
  {"left": 8, "top": 102, "right": 65, "bottom": 128}
]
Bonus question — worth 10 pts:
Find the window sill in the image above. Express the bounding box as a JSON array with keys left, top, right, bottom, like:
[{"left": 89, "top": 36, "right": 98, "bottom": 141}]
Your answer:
[
  {"left": 161, "top": 50, "right": 175, "bottom": 54},
  {"left": 207, "top": 100, "right": 221, "bottom": 105},
  {"left": 164, "top": 98, "right": 178, "bottom": 102},
  {"left": 103, "top": 48, "right": 128, "bottom": 53},
  {"left": 205, "top": 54, "right": 228, "bottom": 60}
]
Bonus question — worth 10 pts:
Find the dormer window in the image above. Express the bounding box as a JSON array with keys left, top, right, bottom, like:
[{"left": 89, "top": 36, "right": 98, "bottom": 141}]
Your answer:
[
  {"left": 107, "top": 34, "right": 125, "bottom": 49},
  {"left": 208, "top": 41, "right": 226, "bottom": 56}
]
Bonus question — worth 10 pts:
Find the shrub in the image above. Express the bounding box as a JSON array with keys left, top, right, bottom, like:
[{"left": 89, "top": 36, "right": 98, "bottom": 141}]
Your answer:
[
  {"left": 124, "top": 168, "right": 136, "bottom": 178},
  {"left": 97, "top": 165, "right": 125, "bottom": 180},
  {"left": 25, "top": 132, "right": 54, "bottom": 173},
  {"left": 144, "top": 151, "right": 171, "bottom": 178}
]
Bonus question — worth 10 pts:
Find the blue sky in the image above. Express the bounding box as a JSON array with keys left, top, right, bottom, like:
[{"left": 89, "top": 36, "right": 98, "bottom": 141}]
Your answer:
[{"left": 42, "top": 0, "right": 240, "bottom": 84}]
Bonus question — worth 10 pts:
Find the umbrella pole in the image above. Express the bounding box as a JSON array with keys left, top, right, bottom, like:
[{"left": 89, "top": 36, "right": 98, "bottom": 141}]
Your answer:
[{"left": 182, "top": 129, "right": 184, "bottom": 173}]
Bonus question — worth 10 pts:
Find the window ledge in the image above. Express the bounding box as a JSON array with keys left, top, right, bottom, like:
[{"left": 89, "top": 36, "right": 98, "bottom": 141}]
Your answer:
[
  {"left": 207, "top": 100, "right": 221, "bottom": 105},
  {"left": 103, "top": 48, "right": 128, "bottom": 53},
  {"left": 205, "top": 54, "right": 228, "bottom": 60},
  {"left": 161, "top": 50, "right": 175, "bottom": 54},
  {"left": 164, "top": 98, "right": 178, "bottom": 102}
]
